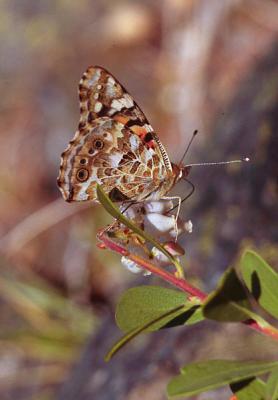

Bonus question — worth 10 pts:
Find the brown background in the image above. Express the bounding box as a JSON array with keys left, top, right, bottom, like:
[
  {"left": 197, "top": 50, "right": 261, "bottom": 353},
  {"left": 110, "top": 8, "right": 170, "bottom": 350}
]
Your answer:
[{"left": 0, "top": 1, "right": 277, "bottom": 399}]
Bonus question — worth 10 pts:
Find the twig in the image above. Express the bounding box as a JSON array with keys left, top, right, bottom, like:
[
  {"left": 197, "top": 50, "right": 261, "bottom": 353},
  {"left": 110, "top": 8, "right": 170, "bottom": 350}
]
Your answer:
[{"left": 0, "top": 198, "right": 90, "bottom": 255}]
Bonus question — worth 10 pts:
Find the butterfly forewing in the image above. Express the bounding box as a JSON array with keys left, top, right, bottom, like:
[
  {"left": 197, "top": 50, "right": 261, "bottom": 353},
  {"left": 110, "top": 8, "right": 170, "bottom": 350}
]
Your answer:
[{"left": 57, "top": 66, "right": 175, "bottom": 204}]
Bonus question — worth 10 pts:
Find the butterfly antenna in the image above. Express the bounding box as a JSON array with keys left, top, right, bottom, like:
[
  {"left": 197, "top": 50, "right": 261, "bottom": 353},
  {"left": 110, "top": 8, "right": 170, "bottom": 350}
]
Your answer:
[
  {"left": 185, "top": 157, "right": 250, "bottom": 168},
  {"left": 178, "top": 129, "right": 198, "bottom": 167}
]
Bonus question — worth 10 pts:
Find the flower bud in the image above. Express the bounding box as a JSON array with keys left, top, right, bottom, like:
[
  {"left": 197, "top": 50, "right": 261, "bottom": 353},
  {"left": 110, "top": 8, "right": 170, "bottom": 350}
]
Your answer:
[
  {"left": 151, "top": 246, "right": 181, "bottom": 267},
  {"left": 184, "top": 220, "right": 193, "bottom": 233},
  {"left": 121, "top": 256, "right": 151, "bottom": 276},
  {"left": 163, "top": 241, "right": 185, "bottom": 256}
]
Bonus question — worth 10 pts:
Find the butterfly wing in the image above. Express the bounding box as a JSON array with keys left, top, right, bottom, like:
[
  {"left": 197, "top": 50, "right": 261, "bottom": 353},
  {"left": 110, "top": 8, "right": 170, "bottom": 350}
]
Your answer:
[{"left": 58, "top": 66, "right": 174, "bottom": 203}]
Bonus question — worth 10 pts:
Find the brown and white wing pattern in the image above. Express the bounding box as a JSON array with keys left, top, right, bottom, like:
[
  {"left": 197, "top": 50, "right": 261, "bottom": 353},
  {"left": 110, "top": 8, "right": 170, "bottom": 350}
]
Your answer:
[{"left": 57, "top": 66, "right": 175, "bottom": 203}]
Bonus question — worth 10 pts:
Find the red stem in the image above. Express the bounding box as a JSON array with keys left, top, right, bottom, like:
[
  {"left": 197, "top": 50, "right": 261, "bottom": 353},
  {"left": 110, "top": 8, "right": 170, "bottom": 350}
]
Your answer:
[
  {"left": 244, "top": 319, "right": 278, "bottom": 341},
  {"left": 97, "top": 231, "right": 278, "bottom": 342},
  {"left": 98, "top": 231, "right": 206, "bottom": 300},
  {"left": 131, "top": 253, "right": 206, "bottom": 300}
]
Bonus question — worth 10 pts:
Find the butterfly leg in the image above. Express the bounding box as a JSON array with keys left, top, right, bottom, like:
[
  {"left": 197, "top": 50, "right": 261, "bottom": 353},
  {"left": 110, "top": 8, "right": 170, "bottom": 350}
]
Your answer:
[
  {"left": 120, "top": 201, "right": 138, "bottom": 215},
  {"left": 162, "top": 196, "right": 181, "bottom": 242}
]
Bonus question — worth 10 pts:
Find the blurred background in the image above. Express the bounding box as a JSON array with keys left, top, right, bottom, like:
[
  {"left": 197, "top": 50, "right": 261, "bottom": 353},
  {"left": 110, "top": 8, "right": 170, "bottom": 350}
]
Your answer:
[{"left": 0, "top": 1, "right": 277, "bottom": 399}]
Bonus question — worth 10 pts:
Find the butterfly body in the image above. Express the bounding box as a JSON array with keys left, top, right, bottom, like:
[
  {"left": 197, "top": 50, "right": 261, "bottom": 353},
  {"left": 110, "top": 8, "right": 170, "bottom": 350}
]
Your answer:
[{"left": 58, "top": 66, "right": 184, "bottom": 207}]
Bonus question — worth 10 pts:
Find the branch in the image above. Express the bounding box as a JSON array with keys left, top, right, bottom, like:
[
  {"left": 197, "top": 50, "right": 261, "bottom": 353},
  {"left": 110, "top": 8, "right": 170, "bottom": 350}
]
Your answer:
[
  {"left": 0, "top": 198, "right": 89, "bottom": 255},
  {"left": 97, "top": 230, "right": 206, "bottom": 300},
  {"left": 97, "top": 231, "right": 278, "bottom": 343}
]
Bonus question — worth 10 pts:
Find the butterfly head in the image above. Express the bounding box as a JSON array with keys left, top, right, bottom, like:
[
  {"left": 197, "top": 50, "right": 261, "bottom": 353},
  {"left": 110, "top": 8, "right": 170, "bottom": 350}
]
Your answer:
[{"left": 171, "top": 163, "right": 192, "bottom": 184}]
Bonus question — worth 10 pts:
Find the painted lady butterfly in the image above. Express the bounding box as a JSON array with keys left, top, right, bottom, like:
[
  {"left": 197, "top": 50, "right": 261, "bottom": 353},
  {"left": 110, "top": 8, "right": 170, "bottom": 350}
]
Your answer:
[{"left": 57, "top": 66, "right": 190, "bottom": 219}]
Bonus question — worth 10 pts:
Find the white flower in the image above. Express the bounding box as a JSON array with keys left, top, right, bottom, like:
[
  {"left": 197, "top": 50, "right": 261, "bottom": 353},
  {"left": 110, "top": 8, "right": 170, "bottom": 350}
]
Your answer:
[
  {"left": 121, "top": 256, "right": 142, "bottom": 273},
  {"left": 145, "top": 213, "right": 176, "bottom": 234},
  {"left": 118, "top": 200, "right": 192, "bottom": 276},
  {"left": 184, "top": 220, "right": 193, "bottom": 233},
  {"left": 144, "top": 200, "right": 173, "bottom": 214}
]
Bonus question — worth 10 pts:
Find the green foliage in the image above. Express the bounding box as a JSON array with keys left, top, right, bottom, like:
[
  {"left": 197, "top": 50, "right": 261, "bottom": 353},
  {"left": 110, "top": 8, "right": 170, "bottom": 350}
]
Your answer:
[
  {"left": 116, "top": 286, "right": 203, "bottom": 333},
  {"left": 203, "top": 268, "right": 253, "bottom": 322},
  {"left": 107, "top": 289, "right": 204, "bottom": 361},
  {"left": 167, "top": 251, "right": 278, "bottom": 398},
  {"left": 0, "top": 270, "right": 94, "bottom": 361},
  {"left": 106, "top": 286, "right": 203, "bottom": 360},
  {"left": 106, "top": 302, "right": 186, "bottom": 361},
  {"left": 241, "top": 250, "right": 278, "bottom": 319},
  {"left": 97, "top": 188, "right": 278, "bottom": 400},
  {"left": 230, "top": 378, "right": 266, "bottom": 400},
  {"left": 167, "top": 360, "right": 278, "bottom": 398},
  {"left": 266, "top": 367, "right": 278, "bottom": 400}
]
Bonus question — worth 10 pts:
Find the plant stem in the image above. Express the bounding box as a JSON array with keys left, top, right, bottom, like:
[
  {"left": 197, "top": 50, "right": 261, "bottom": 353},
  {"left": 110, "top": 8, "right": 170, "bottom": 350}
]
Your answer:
[
  {"left": 97, "top": 231, "right": 206, "bottom": 300},
  {"left": 244, "top": 319, "right": 278, "bottom": 341},
  {"left": 97, "top": 231, "right": 278, "bottom": 343}
]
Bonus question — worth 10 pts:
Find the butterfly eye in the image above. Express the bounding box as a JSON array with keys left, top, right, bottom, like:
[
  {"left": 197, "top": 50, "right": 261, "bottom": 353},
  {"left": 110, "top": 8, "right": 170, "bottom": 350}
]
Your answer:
[
  {"left": 76, "top": 168, "right": 89, "bottom": 182},
  {"left": 93, "top": 138, "right": 104, "bottom": 150}
]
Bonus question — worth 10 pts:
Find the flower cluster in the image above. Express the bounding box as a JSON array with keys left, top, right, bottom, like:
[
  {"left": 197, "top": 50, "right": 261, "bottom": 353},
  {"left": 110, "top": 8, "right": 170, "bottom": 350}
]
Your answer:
[{"left": 117, "top": 201, "right": 193, "bottom": 275}]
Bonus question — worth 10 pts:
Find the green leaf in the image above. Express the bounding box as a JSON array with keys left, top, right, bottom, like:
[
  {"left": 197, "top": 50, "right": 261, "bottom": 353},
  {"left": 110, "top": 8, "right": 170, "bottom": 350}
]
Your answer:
[
  {"left": 266, "top": 367, "right": 278, "bottom": 400},
  {"left": 167, "top": 360, "right": 278, "bottom": 398},
  {"left": 203, "top": 268, "right": 254, "bottom": 322},
  {"left": 116, "top": 286, "right": 203, "bottom": 333},
  {"left": 240, "top": 250, "right": 278, "bottom": 319},
  {"left": 96, "top": 185, "right": 184, "bottom": 277},
  {"left": 163, "top": 304, "right": 204, "bottom": 328},
  {"left": 106, "top": 303, "right": 185, "bottom": 361},
  {"left": 230, "top": 378, "right": 266, "bottom": 400}
]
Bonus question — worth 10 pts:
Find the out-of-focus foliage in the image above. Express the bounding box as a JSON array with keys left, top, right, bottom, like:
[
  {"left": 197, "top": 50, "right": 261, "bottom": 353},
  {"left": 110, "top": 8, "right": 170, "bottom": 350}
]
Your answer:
[
  {"left": 0, "top": 262, "right": 94, "bottom": 397},
  {"left": 0, "top": 1, "right": 277, "bottom": 399}
]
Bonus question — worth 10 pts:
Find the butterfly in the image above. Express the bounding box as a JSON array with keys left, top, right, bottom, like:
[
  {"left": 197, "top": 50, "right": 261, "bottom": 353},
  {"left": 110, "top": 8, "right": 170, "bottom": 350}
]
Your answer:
[{"left": 57, "top": 66, "right": 190, "bottom": 224}]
